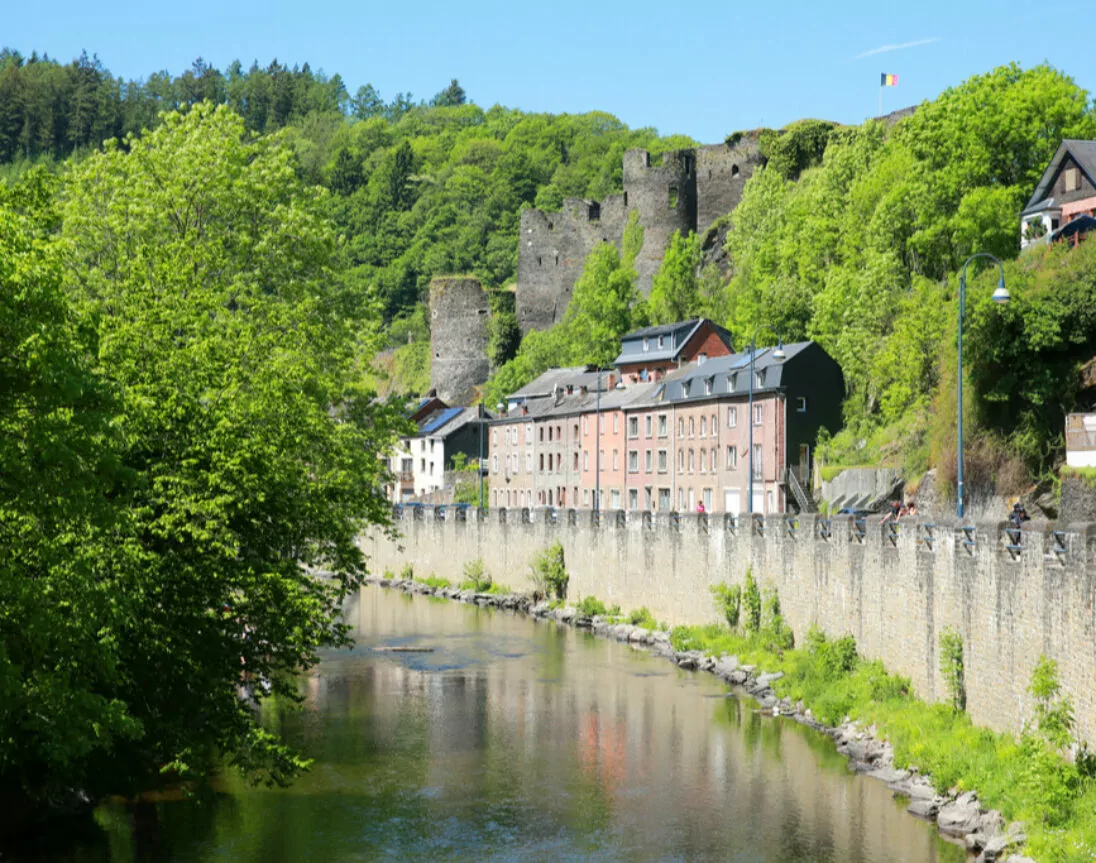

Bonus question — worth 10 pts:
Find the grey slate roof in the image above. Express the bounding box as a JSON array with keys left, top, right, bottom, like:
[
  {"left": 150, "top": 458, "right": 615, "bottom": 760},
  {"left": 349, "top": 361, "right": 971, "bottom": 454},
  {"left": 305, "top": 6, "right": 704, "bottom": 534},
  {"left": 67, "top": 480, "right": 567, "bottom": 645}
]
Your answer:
[
  {"left": 661, "top": 342, "right": 813, "bottom": 403},
  {"left": 506, "top": 366, "right": 599, "bottom": 400},
  {"left": 613, "top": 318, "right": 732, "bottom": 366},
  {"left": 1023, "top": 140, "right": 1096, "bottom": 214}
]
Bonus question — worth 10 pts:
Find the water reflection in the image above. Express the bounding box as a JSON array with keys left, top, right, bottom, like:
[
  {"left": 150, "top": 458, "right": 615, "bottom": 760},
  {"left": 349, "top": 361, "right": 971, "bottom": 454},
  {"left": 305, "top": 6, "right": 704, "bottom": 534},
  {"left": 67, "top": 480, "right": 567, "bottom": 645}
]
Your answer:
[{"left": 19, "top": 587, "right": 963, "bottom": 862}]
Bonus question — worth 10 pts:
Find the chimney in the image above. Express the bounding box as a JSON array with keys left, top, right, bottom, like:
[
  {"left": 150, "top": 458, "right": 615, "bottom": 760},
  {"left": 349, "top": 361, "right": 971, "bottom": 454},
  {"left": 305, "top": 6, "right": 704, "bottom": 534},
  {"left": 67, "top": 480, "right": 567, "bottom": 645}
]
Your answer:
[{"left": 521, "top": 405, "right": 528, "bottom": 416}]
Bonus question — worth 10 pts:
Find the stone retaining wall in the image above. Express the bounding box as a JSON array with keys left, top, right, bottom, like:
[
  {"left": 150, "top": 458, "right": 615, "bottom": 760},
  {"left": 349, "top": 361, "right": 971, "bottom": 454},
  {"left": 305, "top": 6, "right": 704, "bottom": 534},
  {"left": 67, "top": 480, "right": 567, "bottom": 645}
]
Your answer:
[{"left": 359, "top": 509, "right": 1096, "bottom": 745}]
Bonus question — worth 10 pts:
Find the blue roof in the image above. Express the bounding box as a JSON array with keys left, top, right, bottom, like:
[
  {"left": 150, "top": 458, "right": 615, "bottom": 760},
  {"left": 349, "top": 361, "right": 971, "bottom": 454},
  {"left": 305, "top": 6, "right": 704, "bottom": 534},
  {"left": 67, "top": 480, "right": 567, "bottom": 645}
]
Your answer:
[{"left": 419, "top": 407, "right": 464, "bottom": 435}]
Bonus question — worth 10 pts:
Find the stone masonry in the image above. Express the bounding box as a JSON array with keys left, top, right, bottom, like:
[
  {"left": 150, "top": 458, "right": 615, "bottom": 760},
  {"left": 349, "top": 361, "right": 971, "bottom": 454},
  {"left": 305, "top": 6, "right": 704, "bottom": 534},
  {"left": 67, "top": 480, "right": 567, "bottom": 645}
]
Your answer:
[
  {"left": 516, "top": 134, "right": 764, "bottom": 334},
  {"left": 429, "top": 277, "right": 490, "bottom": 404},
  {"left": 362, "top": 510, "right": 1096, "bottom": 748}
]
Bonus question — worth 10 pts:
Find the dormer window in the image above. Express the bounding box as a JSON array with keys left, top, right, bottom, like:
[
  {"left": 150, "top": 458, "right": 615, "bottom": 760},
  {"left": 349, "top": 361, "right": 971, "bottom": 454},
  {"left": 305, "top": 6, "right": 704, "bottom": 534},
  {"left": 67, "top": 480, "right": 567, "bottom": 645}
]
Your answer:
[
  {"left": 657, "top": 335, "right": 665, "bottom": 349},
  {"left": 705, "top": 377, "right": 713, "bottom": 395},
  {"left": 729, "top": 372, "right": 738, "bottom": 390},
  {"left": 754, "top": 370, "right": 764, "bottom": 388},
  {"left": 643, "top": 337, "right": 650, "bottom": 352},
  {"left": 697, "top": 353, "right": 707, "bottom": 365}
]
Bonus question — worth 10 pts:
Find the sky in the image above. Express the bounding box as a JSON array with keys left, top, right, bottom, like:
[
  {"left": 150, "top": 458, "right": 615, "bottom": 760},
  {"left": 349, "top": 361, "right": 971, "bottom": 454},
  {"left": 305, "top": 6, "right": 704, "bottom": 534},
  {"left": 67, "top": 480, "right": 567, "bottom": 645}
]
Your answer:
[{"left": 4, "top": 0, "right": 1093, "bottom": 143}]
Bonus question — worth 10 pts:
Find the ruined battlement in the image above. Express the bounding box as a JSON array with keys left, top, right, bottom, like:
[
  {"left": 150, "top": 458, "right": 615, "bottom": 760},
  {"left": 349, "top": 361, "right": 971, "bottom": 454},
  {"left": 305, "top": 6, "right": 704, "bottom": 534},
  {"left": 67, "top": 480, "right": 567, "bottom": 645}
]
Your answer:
[{"left": 516, "top": 138, "right": 763, "bottom": 335}]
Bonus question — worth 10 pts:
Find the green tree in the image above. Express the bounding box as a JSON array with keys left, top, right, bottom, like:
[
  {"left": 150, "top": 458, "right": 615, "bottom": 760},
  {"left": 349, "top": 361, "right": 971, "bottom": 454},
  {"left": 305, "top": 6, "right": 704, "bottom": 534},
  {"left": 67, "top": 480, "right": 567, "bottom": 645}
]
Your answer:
[
  {"left": 648, "top": 230, "right": 702, "bottom": 324},
  {"left": 57, "top": 103, "right": 404, "bottom": 797},
  {"left": 562, "top": 241, "right": 641, "bottom": 367},
  {"left": 431, "top": 79, "right": 466, "bottom": 107}
]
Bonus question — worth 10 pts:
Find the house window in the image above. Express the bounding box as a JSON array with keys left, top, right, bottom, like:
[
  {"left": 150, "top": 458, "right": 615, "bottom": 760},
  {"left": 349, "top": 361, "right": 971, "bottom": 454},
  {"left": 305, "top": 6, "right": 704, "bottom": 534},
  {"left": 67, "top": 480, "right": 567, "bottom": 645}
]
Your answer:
[
  {"left": 611, "top": 489, "right": 621, "bottom": 509},
  {"left": 678, "top": 488, "right": 685, "bottom": 510},
  {"left": 729, "top": 372, "right": 738, "bottom": 390},
  {"left": 628, "top": 416, "right": 639, "bottom": 438},
  {"left": 629, "top": 488, "right": 639, "bottom": 510},
  {"left": 700, "top": 416, "right": 707, "bottom": 436},
  {"left": 492, "top": 455, "right": 499, "bottom": 472},
  {"left": 727, "top": 406, "right": 737, "bottom": 428},
  {"left": 600, "top": 450, "right": 605, "bottom": 470},
  {"left": 699, "top": 354, "right": 708, "bottom": 366},
  {"left": 754, "top": 404, "right": 763, "bottom": 425},
  {"left": 658, "top": 449, "right": 668, "bottom": 472},
  {"left": 557, "top": 424, "right": 562, "bottom": 440},
  {"left": 796, "top": 396, "right": 808, "bottom": 413},
  {"left": 539, "top": 453, "right": 544, "bottom": 471},
  {"left": 703, "top": 488, "right": 713, "bottom": 511},
  {"left": 613, "top": 414, "right": 619, "bottom": 434},
  {"left": 420, "top": 458, "right": 426, "bottom": 471},
  {"left": 628, "top": 450, "right": 639, "bottom": 472},
  {"left": 678, "top": 449, "right": 685, "bottom": 471},
  {"left": 710, "top": 447, "right": 718, "bottom": 470},
  {"left": 527, "top": 453, "right": 533, "bottom": 472},
  {"left": 548, "top": 426, "right": 553, "bottom": 442},
  {"left": 584, "top": 489, "right": 590, "bottom": 506},
  {"left": 645, "top": 415, "right": 653, "bottom": 437},
  {"left": 573, "top": 423, "right": 579, "bottom": 440},
  {"left": 1065, "top": 167, "right": 1081, "bottom": 192},
  {"left": 754, "top": 370, "right": 764, "bottom": 388},
  {"left": 658, "top": 335, "right": 665, "bottom": 349},
  {"left": 726, "top": 446, "right": 737, "bottom": 468},
  {"left": 512, "top": 454, "right": 519, "bottom": 474},
  {"left": 688, "top": 449, "right": 695, "bottom": 472},
  {"left": 583, "top": 416, "right": 589, "bottom": 435},
  {"left": 679, "top": 418, "right": 685, "bottom": 437},
  {"left": 644, "top": 487, "right": 653, "bottom": 509},
  {"left": 699, "top": 449, "right": 706, "bottom": 472},
  {"left": 711, "top": 414, "right": 717, "bottom": 436},
  {"left": 539, "top": 426, "right": 544, "bottom": 442},
  {"left": 492, "top": 429, "right": 497, "bottom": 445},
  {"left": 645, "top": 450, "right": 653, "bottom": 472},
  {"left": 527, "top": 423, "right": 533, "bottom": 441},
  {"left": 643, "top": 337, "right": 650, "bottom": 352},
  {"left": 752, "top": 447, "right": 763, "bottom": 475},
  {"left": 584, "top": 451, "right": 589, "bottom": 471},
  {"left": 574, "top": 452, "right": 579, "bottom": 470},
  {"left": 613, "top": 449, "right": 619, "bottom": 471},
  {"left": 689, "top": 417, "right": 695, "bottom": 437}
]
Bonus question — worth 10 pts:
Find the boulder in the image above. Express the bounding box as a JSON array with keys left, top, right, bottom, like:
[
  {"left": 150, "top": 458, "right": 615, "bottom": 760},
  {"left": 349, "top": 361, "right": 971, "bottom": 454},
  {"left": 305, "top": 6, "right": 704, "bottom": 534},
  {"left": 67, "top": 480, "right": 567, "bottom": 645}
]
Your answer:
[
  {"left": 757, "top": 671, "right": 784, "bottom": 686},
  {"left": 937, "top": 797, "right": 984, "bottom": 837},
  {"left": 907, "top": 798, "right": 941, "bottom": 819},
  {"left": 976, "top": 835, "right": 1009, "bottom": 863},
  {"left": 728, "top": 669, "right": 748, "bottom": 685}
]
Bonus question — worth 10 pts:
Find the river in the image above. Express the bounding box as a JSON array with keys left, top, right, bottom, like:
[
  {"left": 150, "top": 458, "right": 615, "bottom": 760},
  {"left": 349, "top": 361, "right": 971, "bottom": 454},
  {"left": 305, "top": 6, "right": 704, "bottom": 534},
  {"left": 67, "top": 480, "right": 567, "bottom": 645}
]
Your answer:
[{"left": 26, "top": 586, "right": 964, "bottom": 862}]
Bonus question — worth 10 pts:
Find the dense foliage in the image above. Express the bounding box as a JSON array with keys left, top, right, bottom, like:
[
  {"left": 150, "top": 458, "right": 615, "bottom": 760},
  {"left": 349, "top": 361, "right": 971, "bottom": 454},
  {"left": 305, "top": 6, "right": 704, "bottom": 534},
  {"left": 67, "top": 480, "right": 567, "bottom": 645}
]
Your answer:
[{"left": 0, "top": 105, "right": 404, "bottom": 821}]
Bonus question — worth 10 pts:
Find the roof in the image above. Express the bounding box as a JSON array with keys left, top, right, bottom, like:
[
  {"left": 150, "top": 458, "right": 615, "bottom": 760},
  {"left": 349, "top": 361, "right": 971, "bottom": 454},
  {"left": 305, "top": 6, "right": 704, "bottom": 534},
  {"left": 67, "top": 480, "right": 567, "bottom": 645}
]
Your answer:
[
  {"left": 506, "top": 366, "right": 598, "bottom": 400},
  {"left": 613, "top": 318, "right": 732, "bottom": 366},
  {"left": 661, "top": 342, "right": 815, "bottom": 403},
  {"left": 417, "top": 407, "right": 471, "bottom": 437},
  {"left": 1023, "top": 140, "right": 1096, "bottom": 214}
]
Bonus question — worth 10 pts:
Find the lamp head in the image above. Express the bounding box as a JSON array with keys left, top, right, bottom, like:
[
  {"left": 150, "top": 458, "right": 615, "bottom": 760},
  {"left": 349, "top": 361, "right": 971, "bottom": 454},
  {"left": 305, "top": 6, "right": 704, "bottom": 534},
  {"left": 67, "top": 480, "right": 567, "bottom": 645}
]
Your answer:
[
  {"left": 991, "top": 278, "right": 1010, "bottom": 305},
  {"left": 496, "top": 402, "right": 506, "bottom": 413},
  {"left": 772, "top": 340, "right": 786, "bottom": 362}
]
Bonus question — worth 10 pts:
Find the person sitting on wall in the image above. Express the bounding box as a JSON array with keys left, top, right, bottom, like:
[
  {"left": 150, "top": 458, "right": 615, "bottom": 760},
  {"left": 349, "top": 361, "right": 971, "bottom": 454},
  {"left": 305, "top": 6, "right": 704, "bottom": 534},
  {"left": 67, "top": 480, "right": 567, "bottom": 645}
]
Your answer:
[
  {"left": 696, "top": 501, "right": 706, "bottom": 514},
  {"left": 880, "top": 500, "right": 901, "bottom": 525},
  {"left": 1009, "top": 501, "right": 1031, "bottom": 528},
  {"left": 904, "top": 501, "right": 919, "bottom": 518}
]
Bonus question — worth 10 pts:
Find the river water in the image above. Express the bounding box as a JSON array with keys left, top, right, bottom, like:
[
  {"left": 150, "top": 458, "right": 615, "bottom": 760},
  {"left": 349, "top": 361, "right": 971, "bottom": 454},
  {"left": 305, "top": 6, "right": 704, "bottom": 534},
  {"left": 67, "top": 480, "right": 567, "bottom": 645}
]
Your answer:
[{"left": 31, "top": 586, "right": 963, "bottom": 862}]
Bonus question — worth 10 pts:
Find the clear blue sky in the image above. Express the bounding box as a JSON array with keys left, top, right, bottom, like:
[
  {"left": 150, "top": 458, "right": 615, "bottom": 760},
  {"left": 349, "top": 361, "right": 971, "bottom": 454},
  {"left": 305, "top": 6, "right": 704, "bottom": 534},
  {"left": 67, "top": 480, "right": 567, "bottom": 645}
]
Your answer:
[{"left": 5, "top": 0, "right": 1092, "bottom": 143}]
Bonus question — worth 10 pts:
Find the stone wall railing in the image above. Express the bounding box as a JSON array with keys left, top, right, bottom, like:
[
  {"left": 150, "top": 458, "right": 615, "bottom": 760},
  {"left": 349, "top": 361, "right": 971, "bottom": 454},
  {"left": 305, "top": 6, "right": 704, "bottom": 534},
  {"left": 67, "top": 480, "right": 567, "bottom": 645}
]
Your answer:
[{"left": 361, "top": 507, "right": 1096, "bottom": 746}]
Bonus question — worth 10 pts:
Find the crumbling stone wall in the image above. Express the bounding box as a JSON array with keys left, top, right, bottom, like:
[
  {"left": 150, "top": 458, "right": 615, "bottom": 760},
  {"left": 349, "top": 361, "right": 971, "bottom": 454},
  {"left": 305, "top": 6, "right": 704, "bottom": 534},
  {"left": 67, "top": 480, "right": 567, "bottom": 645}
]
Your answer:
[
  {"left": 429, "top": 277, "right": 490, "bottom": 404},
  {"left": 696, "top": 135, "right": 764, "bottom": 237},
  {"left": 516, "top": 140, "right": 763, "bottom": 335}
]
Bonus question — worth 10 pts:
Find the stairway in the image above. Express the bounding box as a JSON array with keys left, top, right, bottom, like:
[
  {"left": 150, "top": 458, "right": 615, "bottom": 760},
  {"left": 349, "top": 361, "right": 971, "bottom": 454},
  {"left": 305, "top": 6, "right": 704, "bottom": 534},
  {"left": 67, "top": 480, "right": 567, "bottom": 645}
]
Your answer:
[{"left": 785, "top": 467, "right": 817, "bottom": 514}]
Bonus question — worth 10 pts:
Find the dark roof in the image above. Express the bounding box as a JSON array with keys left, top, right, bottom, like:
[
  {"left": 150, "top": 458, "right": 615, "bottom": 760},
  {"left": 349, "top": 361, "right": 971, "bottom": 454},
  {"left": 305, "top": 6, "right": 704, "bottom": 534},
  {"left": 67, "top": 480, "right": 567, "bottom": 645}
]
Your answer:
[
  {"left": 1023, "top": 140, "right": 1096, "bottom": 214},
  {"left": 506, "top": 366, "right": 598, "bottom": 400},
  {"left": 661, "top": 342, "right": 814, "bottom": 402},
  {"left": 613, "top": 318, "right": 732, "bottom": 366},
  {"left": 417, "top": 407, "right": 465, "bottom": 436}
]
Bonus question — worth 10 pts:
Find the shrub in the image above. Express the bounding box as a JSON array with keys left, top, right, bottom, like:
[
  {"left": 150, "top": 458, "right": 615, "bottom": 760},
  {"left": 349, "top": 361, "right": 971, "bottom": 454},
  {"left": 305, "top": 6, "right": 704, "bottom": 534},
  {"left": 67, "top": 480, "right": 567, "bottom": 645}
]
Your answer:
[
  {"left": 576, "top": 596, "right": 609, "bottom": 617},
  {"left": 419, "top": 574, "right": 451, "bottom": 590},
  {"left": 742, "top": 568, "right": 761, "bottom": 634},
  {"left": 939, "top": 627, "right": 966, "bottom": 713},
  {"left": 807, "top": 628, "right": 859, "bottom": 681},
  {"left": 762, "top": 586, "right": 794, "bottom": 649},
  {"left": 628, "top": 606, "right": 657, "bottom": 629},
  {"left": 532, "top": 541, "right": 568, "bottom": 600},
  {"left": 399, "top": 562, "right": 414, "bottom": 581},
  {"left": 711, "top": 582, "right": 741, "bottom": 628},
  {"left": 460, "top": 558, "right": 492, "bottom": 592}
]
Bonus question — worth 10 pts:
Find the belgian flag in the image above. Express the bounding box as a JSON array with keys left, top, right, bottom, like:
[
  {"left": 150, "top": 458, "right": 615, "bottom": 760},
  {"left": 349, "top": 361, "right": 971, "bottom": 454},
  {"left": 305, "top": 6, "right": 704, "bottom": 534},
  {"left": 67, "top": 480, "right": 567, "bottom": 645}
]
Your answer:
[{"left": 881, "top": 73, "right": 899, "bottom": 86}]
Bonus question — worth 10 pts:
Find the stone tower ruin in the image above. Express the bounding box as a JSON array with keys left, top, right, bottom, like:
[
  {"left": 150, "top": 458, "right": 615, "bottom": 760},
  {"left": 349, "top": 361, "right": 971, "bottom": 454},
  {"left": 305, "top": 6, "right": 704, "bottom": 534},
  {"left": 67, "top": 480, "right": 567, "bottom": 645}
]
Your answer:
[
  {"left": 515, "top": 134, "right": 763, "bottom": 335},
  {"left": 429, "top": 277, "right": 491, "bottom": 405}
]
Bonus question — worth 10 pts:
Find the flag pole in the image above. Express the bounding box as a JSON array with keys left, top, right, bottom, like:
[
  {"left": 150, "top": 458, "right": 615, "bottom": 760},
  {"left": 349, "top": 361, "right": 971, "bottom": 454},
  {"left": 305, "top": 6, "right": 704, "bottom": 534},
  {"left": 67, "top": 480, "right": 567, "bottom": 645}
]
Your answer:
[{"left": 878, "top": 73, "right": 883, "bottom": 117}]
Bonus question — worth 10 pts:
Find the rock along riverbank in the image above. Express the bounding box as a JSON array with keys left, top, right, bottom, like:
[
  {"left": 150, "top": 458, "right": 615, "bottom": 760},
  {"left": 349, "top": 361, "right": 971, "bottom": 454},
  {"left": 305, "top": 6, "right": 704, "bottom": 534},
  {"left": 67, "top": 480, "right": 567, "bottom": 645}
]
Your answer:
[{"left": 367, "top": 576, "right": 1037, "bottom": 863}]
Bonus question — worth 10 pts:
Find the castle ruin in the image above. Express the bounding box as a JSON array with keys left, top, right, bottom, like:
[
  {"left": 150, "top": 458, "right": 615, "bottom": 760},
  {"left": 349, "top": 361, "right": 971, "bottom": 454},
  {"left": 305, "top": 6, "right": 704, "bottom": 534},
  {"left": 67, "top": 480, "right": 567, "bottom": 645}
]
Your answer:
[
  {"left": 429, "top": 276, "right": 491, "bottom": 404},
  {"left": 516, "top": 134, "right": 764, "bottom": 334}
]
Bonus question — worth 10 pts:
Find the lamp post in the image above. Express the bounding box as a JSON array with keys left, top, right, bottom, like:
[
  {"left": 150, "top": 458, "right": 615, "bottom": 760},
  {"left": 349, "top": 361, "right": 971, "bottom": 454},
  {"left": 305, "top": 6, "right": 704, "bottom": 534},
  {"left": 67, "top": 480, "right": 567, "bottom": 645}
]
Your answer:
[
  {"left": 957, "top": 254, "right": 1010, "bottom": 519},
  {"left": 746, "top": 328, "right": 786, "bottom": 515}
]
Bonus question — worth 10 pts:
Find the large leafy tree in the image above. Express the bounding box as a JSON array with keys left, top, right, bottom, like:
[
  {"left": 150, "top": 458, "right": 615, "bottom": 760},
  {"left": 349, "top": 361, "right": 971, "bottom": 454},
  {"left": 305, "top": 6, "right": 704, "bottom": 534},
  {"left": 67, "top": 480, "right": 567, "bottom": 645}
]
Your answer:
[{"left": 55, "top": 103, "right": 403, "bottom": 796}]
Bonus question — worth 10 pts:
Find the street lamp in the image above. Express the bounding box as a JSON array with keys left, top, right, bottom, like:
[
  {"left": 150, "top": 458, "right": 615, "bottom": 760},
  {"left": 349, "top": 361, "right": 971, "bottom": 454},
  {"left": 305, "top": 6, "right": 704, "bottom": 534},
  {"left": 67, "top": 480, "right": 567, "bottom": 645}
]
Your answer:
[
  {"left": 957, "top": 253, "right": 1010, "bottom": 519},
  {"left": 746, "top": 328, "right": 786, "bottom": 515},
  {"left": 594, "top": 370, "right": 603, "bottom": 512}
]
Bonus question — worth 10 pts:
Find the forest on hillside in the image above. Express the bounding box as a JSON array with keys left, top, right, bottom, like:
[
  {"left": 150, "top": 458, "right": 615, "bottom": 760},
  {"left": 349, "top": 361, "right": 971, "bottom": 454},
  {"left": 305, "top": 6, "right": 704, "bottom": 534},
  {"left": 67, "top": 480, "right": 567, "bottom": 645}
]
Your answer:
[{"left": 4, "top": 50, "right": 1096, "bottom": 493}]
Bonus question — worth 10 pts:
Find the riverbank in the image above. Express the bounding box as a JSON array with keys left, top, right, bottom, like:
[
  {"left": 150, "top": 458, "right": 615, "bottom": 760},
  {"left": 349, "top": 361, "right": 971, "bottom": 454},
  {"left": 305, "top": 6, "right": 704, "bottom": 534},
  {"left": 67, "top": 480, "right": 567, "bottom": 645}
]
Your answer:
[{"left": 367, "top": 575, "right": 1080, "bottom": 863}]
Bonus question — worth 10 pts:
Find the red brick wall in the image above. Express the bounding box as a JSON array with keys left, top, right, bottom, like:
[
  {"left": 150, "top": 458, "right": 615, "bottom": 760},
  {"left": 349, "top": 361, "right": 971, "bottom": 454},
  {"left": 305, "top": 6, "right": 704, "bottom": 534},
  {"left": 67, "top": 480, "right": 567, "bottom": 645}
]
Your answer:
[{"left": 680, "top": 322, "right": 733, "bottom": 363}]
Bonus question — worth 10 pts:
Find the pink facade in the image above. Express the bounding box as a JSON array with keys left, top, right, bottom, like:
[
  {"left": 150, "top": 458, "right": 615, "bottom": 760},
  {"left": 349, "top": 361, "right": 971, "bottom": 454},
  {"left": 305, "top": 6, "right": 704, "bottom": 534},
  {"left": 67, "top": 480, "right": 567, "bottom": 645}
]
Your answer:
[{"left": 581, "top": 406, "right": 627, "bottom": 509}]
